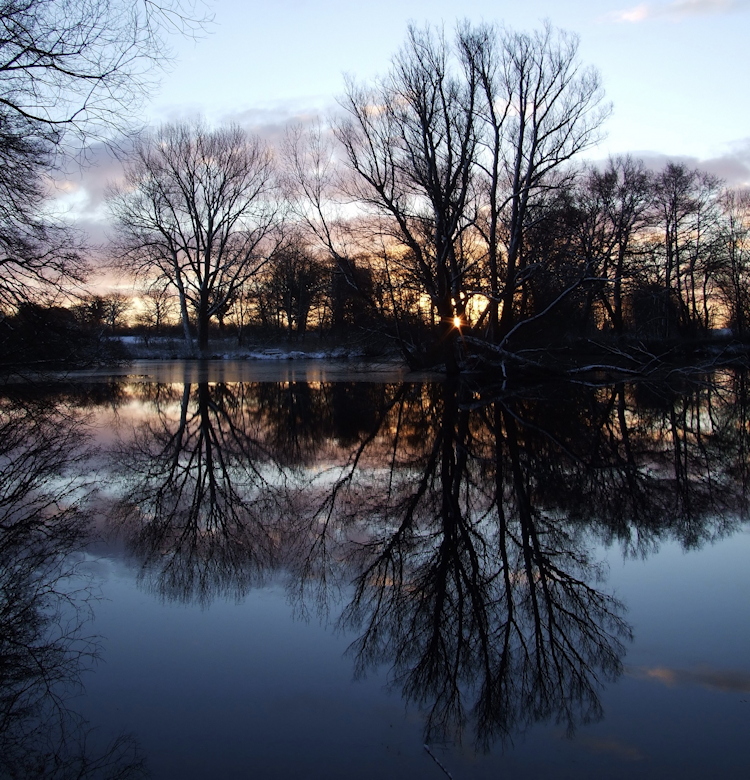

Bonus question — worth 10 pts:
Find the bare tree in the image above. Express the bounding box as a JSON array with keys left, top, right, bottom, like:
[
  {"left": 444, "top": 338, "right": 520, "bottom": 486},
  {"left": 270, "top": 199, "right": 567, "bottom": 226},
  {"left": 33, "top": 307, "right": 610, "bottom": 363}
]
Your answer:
[
  {"left": 0, "top": 116, "right": 86, "bottom": 310},
  {"left": 458, "top": 21, "right": 610, "bottom": 341},
  {"left": 102, "top": 291, "right": 131, "bottom": 335},
  {"left": 282, "top": 123, "right": 353, "bottom": 272},
  {"left": 137, "top": 279, "right": 177, "bottom": 337},
  {"left": 0, "top": 0, "right": 210, "bottom": 312},
  {"left": 0, "top": 0, "right": 209, "bottom": 147},
  {"left": 337, "top": 24, "right": 478, "bottom": 372},
  {"left": 652, "top": 163, "right": 722, "bottom": 336},
  {"left": 109, "top": 121, "right": 280, "bottom": 355},
  {"left": 336, "top": 22, "right": 608, "bottom": 370},
  {"left": 717, "top": 188, "right": 750, "bottom": 336},
  {"left": 265, "top": 237, "right": 330, "bottom": 339},
  {"left": 577, "top": 156, "right": 654, "bottom": 334}
]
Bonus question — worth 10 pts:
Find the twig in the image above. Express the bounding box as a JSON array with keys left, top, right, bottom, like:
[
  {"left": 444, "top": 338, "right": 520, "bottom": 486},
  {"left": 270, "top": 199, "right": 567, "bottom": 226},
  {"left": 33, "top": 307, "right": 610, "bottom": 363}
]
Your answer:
[{"left": 424, "top": 744, "right": 455, "bottom": 779}]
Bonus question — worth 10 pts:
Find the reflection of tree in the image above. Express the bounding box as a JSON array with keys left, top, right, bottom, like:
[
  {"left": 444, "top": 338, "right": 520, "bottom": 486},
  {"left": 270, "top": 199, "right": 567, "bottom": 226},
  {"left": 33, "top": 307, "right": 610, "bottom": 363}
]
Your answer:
[
  {"left": 100, "top": 370, "right": 750, "bottom": 749},
  {"left": 329, "top": 384, "right": 629, "bottom": 747},
  {"left": 539, "top": 378, "right": 745, "bottom": 553},
  {"left": 293, "top": 374, "right": 749, "bottom": 747},
  {"left": 0, "top": 398, "right": 145, "bottom": 778},
  {"left": 114, "top": 382, "right": 286, "bottom": 604},
  {"left": 111, "top": 379, "right": 397, "bottom": 605}
]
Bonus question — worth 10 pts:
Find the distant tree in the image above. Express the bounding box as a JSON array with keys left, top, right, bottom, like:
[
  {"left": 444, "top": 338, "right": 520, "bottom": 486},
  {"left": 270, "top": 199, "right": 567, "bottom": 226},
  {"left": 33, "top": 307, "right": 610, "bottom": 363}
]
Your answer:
[
  {"left": 652, "top": 163, "right": 722, "bottom": 336},
  {"left": 137, "top": 281, "right": 177, "bottom": 337},
  {"left": 514, "top": 184, "right": 591, "bottom": 340},
  {"left": 101, "top": 292, "right": 131, "bottom": 336},
  {"left": 577, "top": 156, "right": 654, "bottom": 334},
  {"left": 109, "top": 121, "right": 281, "bottom": 355},
  {"left": 74, "top": 295, "right": 106, "bottom": 333},
  {"left": 266, "top": 239, "right": 330, "bottom": 339},
  {"left": 0, "top": 301, "right": 127, "bottom": 365},
  {"left": 716, "top": 188, "right": 750, "bottom": 336}
]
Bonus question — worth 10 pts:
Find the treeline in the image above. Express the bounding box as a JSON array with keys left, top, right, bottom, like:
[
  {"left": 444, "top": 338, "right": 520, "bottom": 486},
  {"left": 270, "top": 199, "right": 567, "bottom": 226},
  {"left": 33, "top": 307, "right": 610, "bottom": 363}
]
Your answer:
[
  {"left": 1, "top": 10, "right": 748, "bottom": 371},
  {"left": 106, "top": 22, "right": 750, "bottom": 371}
]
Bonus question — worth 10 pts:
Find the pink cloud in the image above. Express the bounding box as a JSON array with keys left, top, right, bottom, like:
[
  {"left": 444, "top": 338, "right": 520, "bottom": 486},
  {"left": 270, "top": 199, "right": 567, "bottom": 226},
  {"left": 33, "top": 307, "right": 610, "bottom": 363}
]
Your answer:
[{"left": 607, "top": 0, "right": 748, "bottom": 22}]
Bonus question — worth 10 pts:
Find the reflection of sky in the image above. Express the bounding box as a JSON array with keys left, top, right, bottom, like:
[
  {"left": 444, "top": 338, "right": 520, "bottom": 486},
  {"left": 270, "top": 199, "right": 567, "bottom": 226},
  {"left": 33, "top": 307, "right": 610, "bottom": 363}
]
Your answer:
[
  {"left": 79, "top": 570, "right": 432, "bottom": 780},
  {"left": 77, "top": 521, "right": 750, "bottom": 778},
  {"left": 64, "top": 378, "right": 750, "bottom": 777},
  {"left": 57, "top": 359, "right": 422, "bottom": 385}
]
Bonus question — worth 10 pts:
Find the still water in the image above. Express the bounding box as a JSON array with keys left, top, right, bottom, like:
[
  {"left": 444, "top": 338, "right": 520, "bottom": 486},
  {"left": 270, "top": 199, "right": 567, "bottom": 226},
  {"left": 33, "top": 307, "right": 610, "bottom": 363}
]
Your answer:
[{"left": 1, "top": 361, "right": 749, "bottom": 778}]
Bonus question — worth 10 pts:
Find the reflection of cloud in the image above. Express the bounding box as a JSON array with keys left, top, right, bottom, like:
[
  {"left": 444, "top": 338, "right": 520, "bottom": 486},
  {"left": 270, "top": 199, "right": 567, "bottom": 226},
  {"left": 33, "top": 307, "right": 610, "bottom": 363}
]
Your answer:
[
  {"left": 577, "top": 735, "right": 644, "bottom": 761},
  {"left": 606, "top": 0, "right": 749, "bottom": 22},
  {"left": 631, "top": 665, "right": 750, "bottom": 693}
]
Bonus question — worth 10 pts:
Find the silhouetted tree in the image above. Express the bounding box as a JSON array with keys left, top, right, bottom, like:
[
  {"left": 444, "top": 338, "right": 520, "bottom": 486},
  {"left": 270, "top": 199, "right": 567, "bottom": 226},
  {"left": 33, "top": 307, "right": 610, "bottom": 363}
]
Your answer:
[
  {"left": 652, "top": 163, "right": 722, "bottom": 336},
  {"left": 109, "top": 121, "right": 280, "bottom": 355},
  {"left": 0, "top": 0, "right": 210, "bottom": 311},
  {"left": 716, "top": 188, "right": 750, "bottom": 336},
  {"left": 458, "top": 21, "right": 609, "bottom": 342},
  {"left": 112, "top": 382, "right": 286, "bottom": 604},
  {"left": 266, "top": 239, "right": 329, "bottom": 338},
  {"left": 577, "top": 156, "right": 654, "bottom": 334},
  {"left": 337, "top": 24, "right": 478, "bottom": 372}
]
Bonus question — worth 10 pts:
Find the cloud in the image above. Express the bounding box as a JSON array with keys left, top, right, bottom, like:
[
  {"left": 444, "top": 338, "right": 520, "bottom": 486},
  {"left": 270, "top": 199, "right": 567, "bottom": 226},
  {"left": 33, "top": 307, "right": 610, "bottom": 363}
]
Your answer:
[
  {"left": 46, "top": 142, "right": 128, "bottom": 246},
  {"left": 45, "top": 105, "right": 338, "bottom": 258},
  {"left": 147, "top": 98, "right": 336, "bottom": 151},
  {"left": 214, "top": 102, "right": 342, "bottom": 153},
  {"left": 593, "top": 139, "right": 750, "bottom": 187},
  {"left": 606, "top": 0, "right": 749, "bottom": 22},
  {"left": 610, "top": 3, "right": 651, "bottom": 21}
]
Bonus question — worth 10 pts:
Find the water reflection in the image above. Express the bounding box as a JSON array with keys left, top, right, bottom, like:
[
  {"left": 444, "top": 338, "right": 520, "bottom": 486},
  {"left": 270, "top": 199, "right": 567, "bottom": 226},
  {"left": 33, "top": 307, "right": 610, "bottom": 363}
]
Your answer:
[
  {"left": 112, "top": 382, "right": 286, "bottom": 605},
  {"left": 0, "top": 394, "right": 144, "bottom": 778},
  {"left": 98, "top": 370, "right": 749, "bottom": 749}
]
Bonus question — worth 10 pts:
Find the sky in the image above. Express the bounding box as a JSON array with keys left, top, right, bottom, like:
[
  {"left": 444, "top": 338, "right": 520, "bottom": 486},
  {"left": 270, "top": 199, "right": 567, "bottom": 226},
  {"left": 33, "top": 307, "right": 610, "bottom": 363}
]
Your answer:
[{"left": 61, "top": 0, "right": 750, "bottom": 262}]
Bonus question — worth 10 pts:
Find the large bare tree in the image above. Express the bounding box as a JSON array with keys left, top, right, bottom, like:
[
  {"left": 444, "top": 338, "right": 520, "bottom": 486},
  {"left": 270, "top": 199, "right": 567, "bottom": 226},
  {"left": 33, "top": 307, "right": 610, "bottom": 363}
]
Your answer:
[
  {"left": 458, "top": 21, "right": 610, "bottom": 342},
  {"left": 337, "top": 24, "right": 478, "bottom": 372},
  {"left": 110, "top": 121, "right": 280, "bottom": 354},
  {"left": 336, "top": 22, "right": 608, "bottom": 370}
]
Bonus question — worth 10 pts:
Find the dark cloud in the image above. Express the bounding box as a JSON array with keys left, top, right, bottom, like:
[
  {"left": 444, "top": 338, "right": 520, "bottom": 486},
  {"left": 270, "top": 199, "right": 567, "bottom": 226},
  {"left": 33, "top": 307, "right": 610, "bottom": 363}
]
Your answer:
[
  {"left": 701, "top": 139, "right": 750, "bottom": 186},
  {"left": 590, "top": 139, "right": 750, "bottom": 187}
]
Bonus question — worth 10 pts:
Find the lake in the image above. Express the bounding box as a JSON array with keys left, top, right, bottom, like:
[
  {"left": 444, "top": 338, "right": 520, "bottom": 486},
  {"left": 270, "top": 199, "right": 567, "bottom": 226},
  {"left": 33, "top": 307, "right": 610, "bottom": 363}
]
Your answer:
[{"left": 1, "top": 360, "right": 749, "bottom": 779}]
